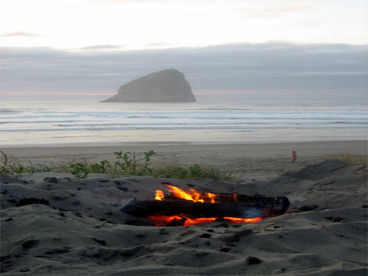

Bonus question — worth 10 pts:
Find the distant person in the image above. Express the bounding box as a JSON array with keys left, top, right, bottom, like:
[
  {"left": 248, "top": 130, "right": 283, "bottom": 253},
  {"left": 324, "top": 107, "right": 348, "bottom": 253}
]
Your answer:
[{"left": 291, "top": 150, "right": 297, "bottom": 163}]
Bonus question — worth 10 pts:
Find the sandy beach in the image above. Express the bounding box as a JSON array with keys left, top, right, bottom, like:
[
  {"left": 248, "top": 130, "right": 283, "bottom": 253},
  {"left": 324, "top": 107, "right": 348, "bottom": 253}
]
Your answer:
[
  {"left": 1, "top": 140, "right": 367, "bottom": 275},
  {"left": 2, "top": 140, "right": 366, "bottom": 181},
  {"left": 2, "top": 0, "right": 367, "bottom": 273}
]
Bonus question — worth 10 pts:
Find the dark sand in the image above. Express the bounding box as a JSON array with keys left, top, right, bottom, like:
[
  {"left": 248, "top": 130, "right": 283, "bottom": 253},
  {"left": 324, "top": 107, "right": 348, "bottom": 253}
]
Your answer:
[{"left": 1, "top": 141, "right": 367, "bottom": 275}]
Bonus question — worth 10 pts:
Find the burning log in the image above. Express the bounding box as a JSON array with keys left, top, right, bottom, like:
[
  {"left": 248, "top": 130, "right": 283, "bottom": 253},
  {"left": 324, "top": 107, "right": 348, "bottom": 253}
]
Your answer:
[
  {"left": 122, "top": 197, "right": 288, "bottom": 218},
  {"left": 121, "top": 183, "right": 289, "bottom": 226}
]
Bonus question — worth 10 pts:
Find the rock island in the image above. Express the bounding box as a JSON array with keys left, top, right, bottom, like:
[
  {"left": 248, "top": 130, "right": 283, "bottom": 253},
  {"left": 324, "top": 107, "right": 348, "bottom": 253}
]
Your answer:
[{"left": 103, "top": 69, "right": 196, "bottom": 102}]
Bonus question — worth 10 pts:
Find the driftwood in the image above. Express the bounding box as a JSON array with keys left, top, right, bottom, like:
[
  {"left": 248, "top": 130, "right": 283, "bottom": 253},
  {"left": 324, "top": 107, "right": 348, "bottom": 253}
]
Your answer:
[{"left": 121, "top": 193, "right": 289, "bottom": 218}]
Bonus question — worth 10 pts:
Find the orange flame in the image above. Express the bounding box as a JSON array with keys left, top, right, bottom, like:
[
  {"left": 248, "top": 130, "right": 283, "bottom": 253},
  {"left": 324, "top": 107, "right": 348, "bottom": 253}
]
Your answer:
[
  {"left": 155, "top": 184, "right": 221, "bottom": 204},
  {"left": 163, "top": 184, "right": 205, "bottom": 202},
  {"left": 207, "top": 193, "right": 217, "bottom": 204},
  {"left": 154, "top": 190, "right": 164, "bottom": 201}
]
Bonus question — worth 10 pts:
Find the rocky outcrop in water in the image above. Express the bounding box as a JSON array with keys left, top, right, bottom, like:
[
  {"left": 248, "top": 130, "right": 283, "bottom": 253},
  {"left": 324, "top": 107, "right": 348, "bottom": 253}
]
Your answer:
[{"left": 103, "top": 69, "right": 196, "bottom": 102}]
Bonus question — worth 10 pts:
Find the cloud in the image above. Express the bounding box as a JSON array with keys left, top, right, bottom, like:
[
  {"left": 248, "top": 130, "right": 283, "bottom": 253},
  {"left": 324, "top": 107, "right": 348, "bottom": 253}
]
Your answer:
[
  {"left": 101, "top": 0, "right": 171, "bottom": 4},
  {"left": 79, "top": 44, "right": 126, "bottom": 51},
  {"left": 0, "top": 43, "right": 367, "bottom": 96},
  {"left": 266, "top": 5, "right": 312, "bottom": 13},
  {"left": 1, "top": 31, "right": 39, "bottom": 37},
  {"left": 243, "top": 4, "right": 312, "bottom": 17},
  {"left": 144, "top": 42, "right": 179, "bottom": 48},
  {"left": 295, "top": 19, "right": 320, "bottom": 28}
]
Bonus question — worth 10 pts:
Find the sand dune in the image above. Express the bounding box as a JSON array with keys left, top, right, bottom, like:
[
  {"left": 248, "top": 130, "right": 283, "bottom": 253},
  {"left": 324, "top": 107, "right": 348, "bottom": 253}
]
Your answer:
[{"left": 1, "top": 159, "right": 367, "bottom": 275}]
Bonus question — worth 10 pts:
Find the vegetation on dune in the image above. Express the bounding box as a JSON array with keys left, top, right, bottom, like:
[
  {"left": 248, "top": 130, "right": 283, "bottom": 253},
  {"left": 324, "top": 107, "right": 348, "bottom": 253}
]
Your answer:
[
  {"left": 0, "top": 150, "right": 233, "bottom": 181},
  {"left": 0, "top": 150, "right": 52, "bottom": 175},
  {"left": 324, "top": 153, "right": 367, "bottom": 166}
]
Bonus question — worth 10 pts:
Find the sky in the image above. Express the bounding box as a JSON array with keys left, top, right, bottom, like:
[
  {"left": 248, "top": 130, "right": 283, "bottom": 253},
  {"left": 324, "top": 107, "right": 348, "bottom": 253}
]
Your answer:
[{"left": 0, "top": 0, "right": 367, "bottom": 99}]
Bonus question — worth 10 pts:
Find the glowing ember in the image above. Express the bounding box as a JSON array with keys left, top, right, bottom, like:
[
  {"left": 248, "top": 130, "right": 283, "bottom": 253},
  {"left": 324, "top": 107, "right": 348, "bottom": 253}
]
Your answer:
[
  {"left": 154, "top": 190, "right": 164, "bottom": 201},
  {"left": 148, "top": 214, "right": 262, "bottom": 226},
  {"left": 183, "top": 217, "right": 217, "bottom": 226},
  {"left": 148, "top": 215, "right": 218, "bottom": 227},
  {"left": 233, "top": 193, "right": 238, "bottom": 202},
  {"left": 207, "top": 193, "right": 216, "bottom": 204},
  {"left": 147, "top": 215, "right": 183, "bottom": 226},
  {"left": 223, "top": 217, "right": 262, "bottom": 223}
]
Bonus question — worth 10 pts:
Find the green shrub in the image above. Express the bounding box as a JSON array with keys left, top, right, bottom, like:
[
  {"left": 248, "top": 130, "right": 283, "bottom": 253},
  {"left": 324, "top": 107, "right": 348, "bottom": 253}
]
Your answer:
[{"left": 69, "top": 162, "right": 89, "bottom": 178}]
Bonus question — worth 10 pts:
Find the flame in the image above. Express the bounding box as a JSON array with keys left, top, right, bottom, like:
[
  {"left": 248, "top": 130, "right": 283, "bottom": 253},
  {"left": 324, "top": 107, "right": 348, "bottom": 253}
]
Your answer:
[
  {"left": 207, "top": 193, "right": 216, "bottom": 204},
  {"left": 156, "top": 184, "right": 221, "bottom": 203},
  {"left": 163, "top": 184, "right": 205, "bottom": 202},
  {"left": 154, "top": 190, "right": 164, "bottom": 201}
]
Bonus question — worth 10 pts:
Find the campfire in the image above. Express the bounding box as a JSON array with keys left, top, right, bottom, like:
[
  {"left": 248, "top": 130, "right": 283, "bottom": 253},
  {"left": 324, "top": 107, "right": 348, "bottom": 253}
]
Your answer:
[{"left": 121, "top": 183, "right": 289, "bottom": 226}]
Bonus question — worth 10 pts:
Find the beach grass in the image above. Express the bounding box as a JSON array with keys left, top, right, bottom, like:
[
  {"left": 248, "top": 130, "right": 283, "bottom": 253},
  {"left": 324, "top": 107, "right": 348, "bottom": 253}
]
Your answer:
[
  {"left": 0, "top": 150, "right": 233, "bottom": 181},
  {"left": 324, "top": 153, "right": 367, "bottom": 166}
]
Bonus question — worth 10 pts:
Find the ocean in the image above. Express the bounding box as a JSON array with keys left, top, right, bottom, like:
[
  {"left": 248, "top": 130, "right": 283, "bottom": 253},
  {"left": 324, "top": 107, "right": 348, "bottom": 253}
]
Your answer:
[{"left": 0, "top": 95, "right": 367, "bottom": 146}]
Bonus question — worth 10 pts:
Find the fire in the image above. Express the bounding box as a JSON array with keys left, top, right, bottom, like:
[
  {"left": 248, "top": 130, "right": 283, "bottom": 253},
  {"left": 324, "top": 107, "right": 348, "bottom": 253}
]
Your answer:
[
  {"left": 154, "top": 190, "right": 164, "bottom": 201},
  {"left": 148, "top": 215, "right": 262, "bottom": 226},
  {"left": 207, "top": 193, "right": 216, "bottom": 204},
  {"left": 223, "top": 217, "right": 262, "bottom": 223},
  {"left": 147, "top": 215, "right": 183, "bottom": 226},
  {"left": 183, "top": 217, "right": 217, "bottom": 226},
  {"left": 148, "top": 215, "right": 218, "bottom": 227},
  {"left": 148, "top": 184, "right": 265, "bottom": 226},
  {"left": 162, "top": 183, "right": 205, "bottom": 202},
  {"left": 157, "top": 183, "right": 225, "bottom": 204}
]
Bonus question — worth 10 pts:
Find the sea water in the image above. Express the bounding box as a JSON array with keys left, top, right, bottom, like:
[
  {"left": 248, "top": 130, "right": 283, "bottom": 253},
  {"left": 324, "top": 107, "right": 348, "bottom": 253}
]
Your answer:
[{"left": 0, "top": 95, "right": 367, "bottom": 146}]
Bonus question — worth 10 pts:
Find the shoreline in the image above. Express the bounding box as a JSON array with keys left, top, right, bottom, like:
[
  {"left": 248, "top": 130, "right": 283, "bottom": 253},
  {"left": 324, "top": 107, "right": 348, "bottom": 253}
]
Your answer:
[{"left": 1, "top": 139, "right": 366, "bottom": 149}]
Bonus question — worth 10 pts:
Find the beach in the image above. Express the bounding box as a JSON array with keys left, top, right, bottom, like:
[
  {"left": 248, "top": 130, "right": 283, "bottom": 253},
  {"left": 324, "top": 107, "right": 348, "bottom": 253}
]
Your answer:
[
  {"left": 2, "top": 140, "right": 366, "bottom": 181},
  {"left": 1, "top": 140, "right": 367, "bottom": 275},
  {"left": 2, "top": 0, "right": 367, "bottom": 273}
]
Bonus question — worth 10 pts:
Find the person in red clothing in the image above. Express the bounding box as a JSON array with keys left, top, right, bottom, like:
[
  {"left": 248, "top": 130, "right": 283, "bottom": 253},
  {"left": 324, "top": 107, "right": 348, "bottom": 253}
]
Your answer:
[{"left": 291, "top": 150, "right": 297, "bottom": 163}]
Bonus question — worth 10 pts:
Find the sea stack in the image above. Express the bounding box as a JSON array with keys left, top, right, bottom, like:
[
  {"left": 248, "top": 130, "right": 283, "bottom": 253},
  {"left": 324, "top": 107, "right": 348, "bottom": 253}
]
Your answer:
[{"left": 103, "top": 69, "right": 196, "bottom": 102}]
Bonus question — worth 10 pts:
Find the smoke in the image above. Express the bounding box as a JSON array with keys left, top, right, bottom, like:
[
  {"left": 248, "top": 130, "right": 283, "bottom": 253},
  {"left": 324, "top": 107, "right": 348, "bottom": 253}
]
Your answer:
[{"left": 242, "top": 207, "right": 263, "bottom": 218}]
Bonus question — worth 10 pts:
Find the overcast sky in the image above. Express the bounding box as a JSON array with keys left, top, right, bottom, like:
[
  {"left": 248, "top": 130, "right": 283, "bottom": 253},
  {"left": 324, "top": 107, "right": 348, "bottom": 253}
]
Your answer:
[
  {"left": 1, "top": 0, "right": 367, "bottom": 48},
  {"left": 0, "top": 0, "right": 367, "bottom": 98}
]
